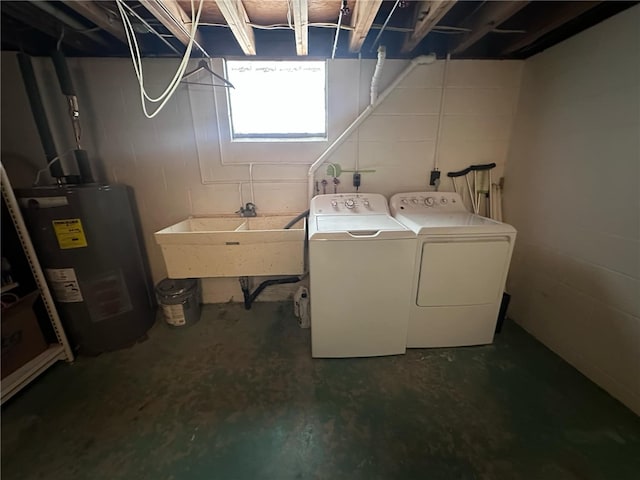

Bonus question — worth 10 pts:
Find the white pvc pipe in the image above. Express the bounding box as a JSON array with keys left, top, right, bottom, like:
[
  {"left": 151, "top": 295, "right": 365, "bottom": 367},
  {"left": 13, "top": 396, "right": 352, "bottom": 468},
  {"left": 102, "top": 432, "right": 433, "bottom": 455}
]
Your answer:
[
  {"left": 307, "top": 53, "right": 437, "bottom": 200},
  {"left": 370, "top": 46, "right": 386, "bottom": 105}
]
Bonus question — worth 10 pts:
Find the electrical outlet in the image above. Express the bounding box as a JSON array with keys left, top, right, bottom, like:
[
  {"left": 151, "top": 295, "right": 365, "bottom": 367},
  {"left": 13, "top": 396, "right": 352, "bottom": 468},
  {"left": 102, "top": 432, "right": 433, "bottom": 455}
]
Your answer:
[{"left": 353, "top": 173, "right": 361, "bottom": 189}]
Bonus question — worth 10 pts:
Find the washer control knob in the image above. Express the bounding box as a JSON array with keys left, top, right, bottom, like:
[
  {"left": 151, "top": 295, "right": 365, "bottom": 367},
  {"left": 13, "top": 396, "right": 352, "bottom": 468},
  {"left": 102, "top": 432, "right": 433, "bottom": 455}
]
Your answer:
[
  {"left": 412, "top": 198, "right": 419, "bottom": 204},
  {"left": 440, "top": 197, "right": 448, "bottom": 205},
  {"left": 424, "top": 197, "right": 435, "bottom": 207},
  {"left": 331, "top": 200, "right": 338, "bottom": 208},
  {"left": 345, "top": 199, "right": 356, "bottom": 209},
  {"left": 363, "top": 200, "right": 370, "bottom": 207},
  {"left": 401, "top": 199, "right": 408, "bottom": 204}
]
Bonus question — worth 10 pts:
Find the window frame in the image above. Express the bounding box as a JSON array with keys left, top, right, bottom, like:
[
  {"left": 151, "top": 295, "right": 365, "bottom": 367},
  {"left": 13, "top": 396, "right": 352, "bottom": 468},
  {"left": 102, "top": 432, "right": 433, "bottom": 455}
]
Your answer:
[{"left": 224, "top": 59, "right": 329, "bottom": 142}]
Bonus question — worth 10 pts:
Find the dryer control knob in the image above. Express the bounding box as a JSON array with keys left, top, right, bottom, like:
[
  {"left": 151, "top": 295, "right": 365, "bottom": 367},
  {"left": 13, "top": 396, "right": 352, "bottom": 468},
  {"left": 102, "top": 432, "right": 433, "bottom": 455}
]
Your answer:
[
  {"left": 412, "top": 199, "right": 419, "bottom": 204},
  {"left": 345, "top": 199, "right": 356, "bottom": 209},
  {"left": 424, "top": 197, "right": 435, "bottom": 206},
  {"left": 401, "top": 199, "right": 408, "bottom": 204},
  {"left": 363, "top": 200, "right": 370, "bottom": 207},
  {"left": 440, "top": 197, "right": 448, "bottom": 205},
  {"left": 331, "top": 200, "right": 338, "bottom": 208}
]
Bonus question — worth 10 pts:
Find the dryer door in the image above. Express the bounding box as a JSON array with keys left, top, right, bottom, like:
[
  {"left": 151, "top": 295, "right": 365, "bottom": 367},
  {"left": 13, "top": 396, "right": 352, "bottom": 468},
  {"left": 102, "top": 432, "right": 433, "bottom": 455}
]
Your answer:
[{"left": 417, "top": 236, "right": 511, "bottom": 307}]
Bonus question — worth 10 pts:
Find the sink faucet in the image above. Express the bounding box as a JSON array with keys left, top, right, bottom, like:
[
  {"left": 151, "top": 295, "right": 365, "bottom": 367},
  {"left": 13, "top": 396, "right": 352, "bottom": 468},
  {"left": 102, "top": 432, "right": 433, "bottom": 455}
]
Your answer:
[{"left": 237, "top": 202, "right": 257, "bottom": 217}]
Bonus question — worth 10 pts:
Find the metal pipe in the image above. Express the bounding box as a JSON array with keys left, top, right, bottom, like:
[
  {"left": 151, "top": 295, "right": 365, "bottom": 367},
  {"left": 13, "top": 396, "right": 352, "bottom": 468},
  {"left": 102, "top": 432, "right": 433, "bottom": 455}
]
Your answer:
[
  {"left": 29, "top": 1, "right": 111, "bottom": 48},
  {"left": 52, "top": 51, "right": 81, "bottom": 148},
  {"left": 119, "top": 1, "right": 182, "bottom": 56},
  {"left": 51, "top": 50, "right": 95, "bottom": 183},
  {"left": 331, "top": 5, "right": 344, "bottom": 59},
  {"left": 73, "top": 149, "right": 94, "bottom": 184},
  {"left": 16, "top": 54, "right": 64, "bottom": 180},
  {"left": 370, "top": 0, "right": 401, "bottom": 51}
]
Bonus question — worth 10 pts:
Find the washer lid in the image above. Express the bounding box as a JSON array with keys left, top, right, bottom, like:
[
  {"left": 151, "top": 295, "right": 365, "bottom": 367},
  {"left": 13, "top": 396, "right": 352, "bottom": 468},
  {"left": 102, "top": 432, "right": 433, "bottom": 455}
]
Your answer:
[
  {"left": 394, "top": 212, "right": 516, "bottom": 235},
  {"left": 311, "top": 214, "right": 413, "bottom": 240}
]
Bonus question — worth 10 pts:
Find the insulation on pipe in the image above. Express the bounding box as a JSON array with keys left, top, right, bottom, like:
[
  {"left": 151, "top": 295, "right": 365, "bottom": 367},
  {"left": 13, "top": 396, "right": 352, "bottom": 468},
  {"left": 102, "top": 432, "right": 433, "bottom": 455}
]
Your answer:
[{"left": 16, "top": 54, "right": 64, "bottom": 180}]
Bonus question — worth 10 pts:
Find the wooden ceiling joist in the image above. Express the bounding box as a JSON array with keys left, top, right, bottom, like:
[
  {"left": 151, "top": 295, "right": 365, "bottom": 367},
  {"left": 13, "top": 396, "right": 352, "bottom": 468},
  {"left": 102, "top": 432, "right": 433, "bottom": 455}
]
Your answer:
[
  {"left": 348, "top": 0, "right": 383, "bottom": 53},
  {"left": 139, "top": 0, "right": 207, "bottom": 53},
  {"left": 451, "top": 1, "right": 529, "bottom": 55},
  {"left": 501, "top": 1, "right": 603, "bottom": 55},
  {"left": 215, "top": 0, "right": 256, "bottom": 55},
  {"left": 291, "top": 0, "right": 309, "bottom": 55},
  {"left": 29, "top": 0, "right": 112, "bottom": 48},
  {"left": 2, "top": 1, "right": 98, "bottom": 54},
  {"left": 62, "top": 1, "right": 127, "bottom": 45},
  {"left": 402, "top": 1, "right": 457, "bottom": 53}
]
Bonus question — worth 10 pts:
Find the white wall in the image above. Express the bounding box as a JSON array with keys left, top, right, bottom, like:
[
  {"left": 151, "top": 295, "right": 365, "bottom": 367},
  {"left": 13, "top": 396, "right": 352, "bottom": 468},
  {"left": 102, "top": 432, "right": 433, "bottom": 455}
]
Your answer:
[
  {"left": 1, "top": 53, "right": 522, "bottom": 302},
  {"left": 504, "top": 6, "right": 640, "bottom": 415}
]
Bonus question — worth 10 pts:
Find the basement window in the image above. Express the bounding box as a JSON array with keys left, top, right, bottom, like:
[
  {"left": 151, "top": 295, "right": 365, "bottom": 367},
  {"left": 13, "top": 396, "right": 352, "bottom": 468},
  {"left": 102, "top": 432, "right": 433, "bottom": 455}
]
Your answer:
[{"left": 226, "top": 60, "right": 327, "bottom": 141}]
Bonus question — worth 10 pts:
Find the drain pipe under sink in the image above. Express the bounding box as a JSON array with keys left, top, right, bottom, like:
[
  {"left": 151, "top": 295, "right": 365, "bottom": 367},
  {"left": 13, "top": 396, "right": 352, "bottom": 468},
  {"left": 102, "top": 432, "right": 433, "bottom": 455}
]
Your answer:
[{"left": 239, "top": 211, "right": 310, "bottom": 310}]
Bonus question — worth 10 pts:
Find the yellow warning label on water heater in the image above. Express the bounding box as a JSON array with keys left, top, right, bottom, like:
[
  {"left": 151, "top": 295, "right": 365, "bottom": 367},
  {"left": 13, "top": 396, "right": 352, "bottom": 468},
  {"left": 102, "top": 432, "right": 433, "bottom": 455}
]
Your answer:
[{"left": 52, "top": 218, "right": 88, "bottom": 249}]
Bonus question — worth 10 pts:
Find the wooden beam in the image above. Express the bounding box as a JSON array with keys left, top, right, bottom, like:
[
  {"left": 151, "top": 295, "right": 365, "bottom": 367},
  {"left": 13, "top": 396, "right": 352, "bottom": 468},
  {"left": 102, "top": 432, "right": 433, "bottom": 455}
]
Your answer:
[
  {"left": 402, "top": 1, "right": 457, "bottom": 53},
  {"left": 215, "top": 0, "right": 256, "bottom": 55},
  {"left": 63, "top": 1, "right": 127, "bottom": 44},
  {"left": 349, "top": 0, "right": 383, "bottom": 53},
  {"left": 501, "top": 1, "right": 603, "bottom": 54},
  {"left": 139, "top": 0, "right": 207, "bottom": 54},
  {"left": 451, "top": 1, "right": 529, "bottom": 55},
  {"left": 1, "top": 1, "right": 98, "bottom": 54},
  {"left": 291, "top": 0, "right": 309, "bottom": 55}
]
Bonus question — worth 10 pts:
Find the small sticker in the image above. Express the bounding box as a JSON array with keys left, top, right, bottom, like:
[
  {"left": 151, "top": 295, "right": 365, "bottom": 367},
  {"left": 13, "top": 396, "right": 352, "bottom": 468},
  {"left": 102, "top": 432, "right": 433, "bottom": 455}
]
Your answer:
[
  {"left": 52, "top": 218, "right": 88, "bottom": 249},
  {"left": 83, "top": 270, "right": 132, "bottom": 323},
  {"left": 45, "top": 268, "right": 83, "bottom": 303},
  {"left": 162, "top": 304, "right": 186, "bottom": 326}
]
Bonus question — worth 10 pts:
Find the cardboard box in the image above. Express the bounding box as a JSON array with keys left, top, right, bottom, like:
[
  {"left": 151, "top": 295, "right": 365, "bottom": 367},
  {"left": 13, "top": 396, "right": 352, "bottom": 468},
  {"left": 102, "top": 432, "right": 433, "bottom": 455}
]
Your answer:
[{"left": 1, "top": 291, "right": 48, "bottom": 379}]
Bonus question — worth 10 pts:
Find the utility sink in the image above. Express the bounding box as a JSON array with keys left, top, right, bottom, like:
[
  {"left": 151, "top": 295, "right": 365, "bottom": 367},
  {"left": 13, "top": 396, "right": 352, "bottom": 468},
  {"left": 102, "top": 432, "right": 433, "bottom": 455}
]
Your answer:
[{"left": 154, "top": 215, "right": 305, "bottom": 278}]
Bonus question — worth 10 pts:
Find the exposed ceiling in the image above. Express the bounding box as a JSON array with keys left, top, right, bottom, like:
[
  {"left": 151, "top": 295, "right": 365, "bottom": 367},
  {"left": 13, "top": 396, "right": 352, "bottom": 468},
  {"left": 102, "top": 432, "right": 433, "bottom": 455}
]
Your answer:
[{"left": 1, "top": 1, "right": 637, "bottom": 60}]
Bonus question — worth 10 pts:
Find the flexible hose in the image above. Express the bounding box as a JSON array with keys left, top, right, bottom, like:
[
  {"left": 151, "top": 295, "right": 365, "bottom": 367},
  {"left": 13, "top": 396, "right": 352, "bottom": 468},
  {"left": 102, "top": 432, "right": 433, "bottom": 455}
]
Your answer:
[{"left": 283, "top": 210, "right": 309, "bottom": 229}]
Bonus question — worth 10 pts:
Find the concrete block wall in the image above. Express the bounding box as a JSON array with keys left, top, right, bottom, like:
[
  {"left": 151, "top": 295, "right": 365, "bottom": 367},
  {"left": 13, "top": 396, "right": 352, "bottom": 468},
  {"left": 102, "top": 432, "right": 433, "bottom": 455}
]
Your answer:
[
  {"left": 1, "top": 54, "right": 522, "bottom": 303},
  {"left": 504, "top": 6, "right": 640, "bottom": 415},
  {"left": 323, "top": 59, "right": 522, "bottom": 201}
]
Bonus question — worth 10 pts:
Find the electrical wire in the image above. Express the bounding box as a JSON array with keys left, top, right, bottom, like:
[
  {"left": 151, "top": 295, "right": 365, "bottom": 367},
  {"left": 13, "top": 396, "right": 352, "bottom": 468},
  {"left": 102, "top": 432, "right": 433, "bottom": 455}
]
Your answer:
[
  {"left": 33, "top": 150, "right": 75, "bottom": 186},
  {"left": 192, "top": 22, "right": 524, "bottom": 35},
  {"left": 117, "top": 0, "right": 182, "bottom": 55},
  {"left": 116, "top": 0, "right": 204, "bottom": 118},
  {"left": 117, "top": 0, "right": 201, "bottom": 102}
]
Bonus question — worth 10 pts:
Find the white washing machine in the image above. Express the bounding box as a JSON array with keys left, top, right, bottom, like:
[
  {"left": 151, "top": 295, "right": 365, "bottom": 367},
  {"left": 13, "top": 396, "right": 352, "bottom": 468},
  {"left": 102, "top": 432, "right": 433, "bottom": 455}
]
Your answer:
[
  {"left": 389, "top": 192, "right": 516, "bottom": 348},
  {"left": 308, "top": 193, "right": 416, "bottom": 358}
]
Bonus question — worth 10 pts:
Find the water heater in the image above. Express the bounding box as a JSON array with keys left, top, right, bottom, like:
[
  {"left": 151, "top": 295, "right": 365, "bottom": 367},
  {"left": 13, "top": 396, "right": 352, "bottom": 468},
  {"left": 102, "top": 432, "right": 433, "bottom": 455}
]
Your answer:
[{"left": 17, "top": 184, "right": 155, "bottom": 354}]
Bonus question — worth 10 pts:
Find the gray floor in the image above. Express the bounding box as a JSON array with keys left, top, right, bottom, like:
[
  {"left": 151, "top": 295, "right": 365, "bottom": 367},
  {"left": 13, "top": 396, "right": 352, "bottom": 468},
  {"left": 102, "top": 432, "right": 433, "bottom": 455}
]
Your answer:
[{"left": 2, "top": 302, "right": 639, "bottom": 480}]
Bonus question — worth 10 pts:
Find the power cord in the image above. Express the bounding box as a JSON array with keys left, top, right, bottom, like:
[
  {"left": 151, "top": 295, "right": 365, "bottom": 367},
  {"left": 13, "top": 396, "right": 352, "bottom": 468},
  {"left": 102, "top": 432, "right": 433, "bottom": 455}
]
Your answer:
[
  {"left": 33, "top": 150, "right": 75, "bottom": 186},
  {"left": 115, "top": 0, "right": 204, "bottom": 118}
]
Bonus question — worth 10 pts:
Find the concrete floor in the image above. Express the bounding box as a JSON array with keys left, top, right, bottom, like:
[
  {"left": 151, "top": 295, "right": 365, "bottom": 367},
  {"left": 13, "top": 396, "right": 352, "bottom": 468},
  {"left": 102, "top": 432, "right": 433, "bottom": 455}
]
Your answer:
[{"left": 2, "top": 303, "right": 639, "bottom": 480}]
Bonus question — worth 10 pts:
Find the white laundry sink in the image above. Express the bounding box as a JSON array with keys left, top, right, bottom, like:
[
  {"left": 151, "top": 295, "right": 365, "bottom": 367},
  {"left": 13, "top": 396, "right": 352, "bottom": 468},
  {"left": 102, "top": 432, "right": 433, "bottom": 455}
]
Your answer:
[{"left": 155, "top": 215, "right": 305, "bottom": 278}]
